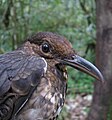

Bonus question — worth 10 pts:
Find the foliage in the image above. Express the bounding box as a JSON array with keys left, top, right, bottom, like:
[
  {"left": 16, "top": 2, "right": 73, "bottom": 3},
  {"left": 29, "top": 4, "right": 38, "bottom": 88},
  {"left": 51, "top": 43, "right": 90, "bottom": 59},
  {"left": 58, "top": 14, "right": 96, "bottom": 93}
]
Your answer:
[{"left": 0, "top": 0, "right": 96, "bottom": 94}]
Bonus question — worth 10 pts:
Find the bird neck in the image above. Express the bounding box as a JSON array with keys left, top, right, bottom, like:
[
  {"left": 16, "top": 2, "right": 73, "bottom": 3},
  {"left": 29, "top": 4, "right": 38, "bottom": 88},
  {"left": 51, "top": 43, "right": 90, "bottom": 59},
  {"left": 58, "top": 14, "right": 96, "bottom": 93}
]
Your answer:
[{"left": 18, "top": 41, "right": 39, "bottom": 56}]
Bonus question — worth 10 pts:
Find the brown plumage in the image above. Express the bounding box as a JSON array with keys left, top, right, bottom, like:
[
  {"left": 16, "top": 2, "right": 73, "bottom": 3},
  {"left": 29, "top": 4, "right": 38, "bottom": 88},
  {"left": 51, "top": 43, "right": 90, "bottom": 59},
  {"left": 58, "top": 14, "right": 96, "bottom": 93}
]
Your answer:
[{"left": 0, "top": 32, "right": 104, "bottom": 120}]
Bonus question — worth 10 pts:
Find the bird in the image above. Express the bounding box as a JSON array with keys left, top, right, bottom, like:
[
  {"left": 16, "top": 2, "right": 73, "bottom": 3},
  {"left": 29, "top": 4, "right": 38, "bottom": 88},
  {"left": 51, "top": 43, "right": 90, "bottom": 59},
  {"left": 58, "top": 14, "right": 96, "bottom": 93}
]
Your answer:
[{"left": 0, "top": 32, "right": 104, "bottom": 120}]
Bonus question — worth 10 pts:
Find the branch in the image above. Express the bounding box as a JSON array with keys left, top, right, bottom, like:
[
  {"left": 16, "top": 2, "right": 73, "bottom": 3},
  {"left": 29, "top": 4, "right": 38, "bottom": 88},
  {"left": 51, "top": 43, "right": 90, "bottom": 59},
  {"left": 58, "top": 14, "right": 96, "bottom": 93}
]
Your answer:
[
  {"left": 79, "top": 0, "right": 91, "bottom": 25},
  {"left": 2, "top": 0, "right": 13, "bottom": 28}
]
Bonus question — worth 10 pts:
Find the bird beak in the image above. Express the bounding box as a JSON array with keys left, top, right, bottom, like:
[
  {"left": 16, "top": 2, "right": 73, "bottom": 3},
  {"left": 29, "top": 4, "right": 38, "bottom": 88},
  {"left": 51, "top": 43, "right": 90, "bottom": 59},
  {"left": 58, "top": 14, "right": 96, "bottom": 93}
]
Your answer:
[{"left": 62, "top": 55, "right": 104, "bottom": 82}]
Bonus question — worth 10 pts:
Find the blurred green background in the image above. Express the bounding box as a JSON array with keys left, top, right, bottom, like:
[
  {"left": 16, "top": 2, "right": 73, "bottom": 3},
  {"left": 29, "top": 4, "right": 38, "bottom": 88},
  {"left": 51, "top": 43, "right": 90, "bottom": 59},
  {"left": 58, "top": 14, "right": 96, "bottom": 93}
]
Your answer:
[{"left": 0, "top": 0, "right": 96, "bottom": 119}]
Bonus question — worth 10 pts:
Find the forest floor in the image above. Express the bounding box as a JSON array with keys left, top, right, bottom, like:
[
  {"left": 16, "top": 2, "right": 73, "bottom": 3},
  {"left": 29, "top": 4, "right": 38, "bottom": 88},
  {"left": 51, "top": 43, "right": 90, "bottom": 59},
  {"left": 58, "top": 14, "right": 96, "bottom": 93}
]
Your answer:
[{"left": 58, "top": 94, "right": 92, "bottom": 120}]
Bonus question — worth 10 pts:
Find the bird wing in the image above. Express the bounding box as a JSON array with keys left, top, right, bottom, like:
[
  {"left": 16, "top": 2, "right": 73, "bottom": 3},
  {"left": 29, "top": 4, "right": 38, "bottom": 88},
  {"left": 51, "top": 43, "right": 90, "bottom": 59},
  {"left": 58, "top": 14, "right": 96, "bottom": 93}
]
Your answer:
[
  {"left": 0, "top": 50, "right": 47, "bottom": 119},
  {"left": 0, "top": 50, "right": 46, "bottom": 96}
]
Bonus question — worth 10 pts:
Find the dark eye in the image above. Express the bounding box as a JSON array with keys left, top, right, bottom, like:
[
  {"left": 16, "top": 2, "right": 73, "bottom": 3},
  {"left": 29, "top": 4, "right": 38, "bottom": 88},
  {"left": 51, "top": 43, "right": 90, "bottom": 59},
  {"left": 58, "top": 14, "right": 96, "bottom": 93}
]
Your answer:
[{"left": 42, "top": 43, "right": 50, "bottom": 53}]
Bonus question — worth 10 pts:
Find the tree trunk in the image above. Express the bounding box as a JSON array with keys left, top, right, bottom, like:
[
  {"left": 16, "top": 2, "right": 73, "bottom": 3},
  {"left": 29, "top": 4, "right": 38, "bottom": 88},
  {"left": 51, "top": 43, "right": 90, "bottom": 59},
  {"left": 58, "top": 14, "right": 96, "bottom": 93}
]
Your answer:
[{"left": 87, "top": 0, "right": 112, "bottom": 120}]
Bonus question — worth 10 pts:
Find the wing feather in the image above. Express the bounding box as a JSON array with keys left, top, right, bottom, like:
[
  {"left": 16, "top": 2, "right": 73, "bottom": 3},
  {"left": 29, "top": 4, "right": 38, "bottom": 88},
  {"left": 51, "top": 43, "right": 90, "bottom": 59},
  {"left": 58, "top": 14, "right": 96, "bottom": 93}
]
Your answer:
[{"left": 0, "top": 50, "right": 47, "bottom": 96}]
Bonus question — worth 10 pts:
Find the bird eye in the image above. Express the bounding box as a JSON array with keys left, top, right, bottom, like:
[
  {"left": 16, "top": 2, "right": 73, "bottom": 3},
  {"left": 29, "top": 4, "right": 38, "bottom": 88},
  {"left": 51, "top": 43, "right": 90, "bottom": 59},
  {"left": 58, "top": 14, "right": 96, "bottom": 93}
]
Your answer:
[{"left": 42, "top": 43, "right": 50, "bottom": 53}]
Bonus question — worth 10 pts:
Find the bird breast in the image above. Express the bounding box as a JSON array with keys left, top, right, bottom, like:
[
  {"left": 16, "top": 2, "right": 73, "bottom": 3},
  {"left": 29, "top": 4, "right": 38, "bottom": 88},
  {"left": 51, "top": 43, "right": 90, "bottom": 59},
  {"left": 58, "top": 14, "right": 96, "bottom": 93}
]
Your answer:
[{"left": 17, "top": 65, "right": 67, "bottom": 120}]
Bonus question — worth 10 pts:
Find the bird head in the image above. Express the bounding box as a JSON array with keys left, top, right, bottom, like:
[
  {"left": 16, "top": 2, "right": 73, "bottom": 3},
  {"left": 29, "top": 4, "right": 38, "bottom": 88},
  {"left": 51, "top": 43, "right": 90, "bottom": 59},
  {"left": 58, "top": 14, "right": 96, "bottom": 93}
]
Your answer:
[{"left": 27, "top": 32, "right": 104, "bottom": 81}]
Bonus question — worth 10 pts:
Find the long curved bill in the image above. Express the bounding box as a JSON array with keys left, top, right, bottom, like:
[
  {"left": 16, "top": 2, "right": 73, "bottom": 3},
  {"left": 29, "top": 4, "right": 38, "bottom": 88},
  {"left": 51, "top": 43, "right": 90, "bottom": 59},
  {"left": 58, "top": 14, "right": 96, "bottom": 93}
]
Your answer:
[{"left": 63, "top": 55, "right": 104, "bottom": 82}]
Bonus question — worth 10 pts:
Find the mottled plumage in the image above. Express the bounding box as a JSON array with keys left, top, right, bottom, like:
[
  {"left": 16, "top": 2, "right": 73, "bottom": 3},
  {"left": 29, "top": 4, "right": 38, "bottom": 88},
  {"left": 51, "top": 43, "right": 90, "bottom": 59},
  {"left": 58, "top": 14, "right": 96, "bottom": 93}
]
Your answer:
[{"left": 0, "top": 32, "right": 103, "bottom": 120}]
